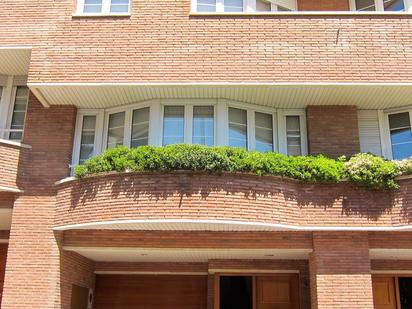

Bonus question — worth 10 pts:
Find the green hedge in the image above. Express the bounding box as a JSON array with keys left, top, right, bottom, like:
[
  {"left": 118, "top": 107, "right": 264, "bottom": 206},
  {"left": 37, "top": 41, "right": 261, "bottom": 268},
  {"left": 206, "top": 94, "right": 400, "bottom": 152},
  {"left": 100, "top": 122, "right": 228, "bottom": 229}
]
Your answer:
[{"left": 74, "top": 145, "right": 412, "bottom": 190}]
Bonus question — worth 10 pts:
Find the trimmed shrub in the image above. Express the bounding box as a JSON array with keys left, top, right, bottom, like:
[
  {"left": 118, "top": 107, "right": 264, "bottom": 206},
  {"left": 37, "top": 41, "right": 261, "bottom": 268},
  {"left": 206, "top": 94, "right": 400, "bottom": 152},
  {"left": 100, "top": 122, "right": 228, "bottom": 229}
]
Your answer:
[{"left": 74, "top": 144, "right": 411, "bottom": 190}]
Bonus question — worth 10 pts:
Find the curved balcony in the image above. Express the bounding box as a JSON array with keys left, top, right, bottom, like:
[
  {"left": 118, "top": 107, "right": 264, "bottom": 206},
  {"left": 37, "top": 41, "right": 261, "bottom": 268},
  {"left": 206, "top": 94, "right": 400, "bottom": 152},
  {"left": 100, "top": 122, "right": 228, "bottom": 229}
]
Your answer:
[
  {"left": 0, "top": 139, "right": 30, "bottom": 193},
  {"left": 54, "top": 171, "right": 412, "bottom": 231}
]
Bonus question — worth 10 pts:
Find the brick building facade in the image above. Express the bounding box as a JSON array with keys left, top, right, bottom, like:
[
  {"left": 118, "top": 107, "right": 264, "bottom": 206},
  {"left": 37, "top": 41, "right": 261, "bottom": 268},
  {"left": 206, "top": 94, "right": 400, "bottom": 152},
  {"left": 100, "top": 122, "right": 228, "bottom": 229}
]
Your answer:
[{"left": 1, "top": 0, "right": 412, "bottom": 308}]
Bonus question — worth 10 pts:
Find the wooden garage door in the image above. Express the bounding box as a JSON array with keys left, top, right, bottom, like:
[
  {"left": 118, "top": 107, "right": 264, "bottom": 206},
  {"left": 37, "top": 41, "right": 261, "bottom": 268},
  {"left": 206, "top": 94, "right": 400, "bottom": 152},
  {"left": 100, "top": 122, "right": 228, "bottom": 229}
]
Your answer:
[{"left": 94, "top": 274, "right": 207, "bottom": 309}]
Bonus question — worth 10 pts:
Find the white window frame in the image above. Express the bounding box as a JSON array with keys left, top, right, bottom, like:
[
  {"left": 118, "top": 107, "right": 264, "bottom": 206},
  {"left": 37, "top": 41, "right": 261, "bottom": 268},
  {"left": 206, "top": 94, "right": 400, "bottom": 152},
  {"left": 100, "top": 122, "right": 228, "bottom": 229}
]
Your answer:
[
  {"left": 191, "top": 0, "right": 297, "bottom": 12},
  {"left": 76, "top": 0, "right": 131, "bottom": 15},
  {"left": 278, "top": 109, "right": 308, "bottom": 156},
  {"left": 72, "top": 99, "right": 307, "bottom": 169},
  {"left": 103, "top": 101, "right": 152, "bottom": 149},
  {"left": 71, "top": 110, "right": 104, "bottom": 168},
  {"left": 0, "top": 76, "right": 29, "bottom": 142},
  {"left": 160, "top": 99, "right": 218, "bottom": 146},
  {"left": 349, "top": 0, "right": 412, "bottom": 11},
  {"left": 378, "top": 107, "right": 412, "bottom": 160}
]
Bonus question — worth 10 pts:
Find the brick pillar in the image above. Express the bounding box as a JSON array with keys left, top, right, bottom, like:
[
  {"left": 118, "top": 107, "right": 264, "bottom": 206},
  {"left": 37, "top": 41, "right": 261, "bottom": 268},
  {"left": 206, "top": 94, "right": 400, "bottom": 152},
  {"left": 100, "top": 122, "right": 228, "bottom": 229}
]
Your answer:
[
  {"left": 309, "top": 232, "right": 374, "bottom": 309},
  {"left": 1, "top": 95, "right": 94, "bottom": 308},
  {"left": 306, "top": 106, "right": 360, "bottom": 158}
]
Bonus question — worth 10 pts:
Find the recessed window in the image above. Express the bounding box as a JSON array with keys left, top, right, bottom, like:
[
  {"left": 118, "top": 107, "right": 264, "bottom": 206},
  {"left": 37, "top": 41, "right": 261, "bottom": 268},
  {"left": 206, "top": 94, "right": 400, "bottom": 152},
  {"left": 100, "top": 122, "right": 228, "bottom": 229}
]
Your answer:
[
  {"left": 78, "top": 0, "right": 130, "bottom": 14},
  {"left": 255, "top": 112, "right": 273, "bottom": 152},
  {"left": 229, "top": 107, "right": 248, "bottom": 148},
  {"left": 286, "top": 115, "right": 302, "bottom": 156},
  {"left": 107, "top": 112, "right": 125, "bottom": 149},
  {"left": 384, "top": 0, "right": 405, "bottom": 11},
  {"left": 224, "top": 0, "right": 244, "bottom": 12},
  {"left": 193, "top": 106, "right": 214, "bottom": 146},
  {"left": 354, "top": 0, "right": 376, "bottom": 10},
  {"left": 9, "top": 86, "right": 28, "bottom": 141},
  {"left": 197, "top": 0, "right": 217, "bottom": 11},
  {"left": 72, "top": 100, "right": 307, "bottom": 169},
  {"left": 163, "top": 106, "right": 185, "bottom": 146},
  {"left": 131, "top": 107, "right": 150, "bottom": 148},
  {"left": 256, "top": 0, "right": 272, "bottom": 11},
  {"left": 79, "top": 116, "right": 97, "bottom": 164},
  {"left": 388, "top": 112, "right": 412, "bottom": 160},
  {"left": 353, "top": 0, "right": 407, "bottom": 11}
]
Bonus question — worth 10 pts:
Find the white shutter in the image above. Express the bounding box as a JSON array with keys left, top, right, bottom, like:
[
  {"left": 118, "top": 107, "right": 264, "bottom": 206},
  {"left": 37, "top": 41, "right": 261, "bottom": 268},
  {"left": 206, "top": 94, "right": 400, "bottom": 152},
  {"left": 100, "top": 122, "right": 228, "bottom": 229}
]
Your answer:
[{"left": 358, "top": 110, "right": 382, "bottom": 156}]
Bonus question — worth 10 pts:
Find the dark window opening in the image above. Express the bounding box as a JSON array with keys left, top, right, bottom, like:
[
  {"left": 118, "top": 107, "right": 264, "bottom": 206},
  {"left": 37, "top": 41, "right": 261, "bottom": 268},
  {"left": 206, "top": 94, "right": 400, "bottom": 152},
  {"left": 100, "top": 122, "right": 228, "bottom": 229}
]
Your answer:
[
  {"left": 220, "top": 276, "right": 253, "bottom": 309},
  {"left": 399, "top": 277, "right": 412, "bottom": 309}
]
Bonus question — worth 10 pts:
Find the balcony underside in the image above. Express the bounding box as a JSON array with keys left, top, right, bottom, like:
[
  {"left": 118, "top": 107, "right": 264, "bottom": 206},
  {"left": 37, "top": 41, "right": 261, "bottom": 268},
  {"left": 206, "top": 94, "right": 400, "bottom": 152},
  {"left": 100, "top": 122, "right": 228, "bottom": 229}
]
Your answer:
[{"left": 30, "top": 83, "right": 412, "bottom": 109}]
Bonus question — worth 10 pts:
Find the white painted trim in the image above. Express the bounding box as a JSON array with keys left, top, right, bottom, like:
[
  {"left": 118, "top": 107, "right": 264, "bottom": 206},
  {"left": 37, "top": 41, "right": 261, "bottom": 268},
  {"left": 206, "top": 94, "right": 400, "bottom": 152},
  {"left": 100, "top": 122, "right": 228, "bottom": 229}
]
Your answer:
[
  {"left": 0, "top": 186, "right": 22, "bottom": 193},
  {"left": 53, "top": 219, "right": 412, "bottom": 232},
  {"left": 55, "top": 177, "right": 77, "bottom": 186},
  {"left": 29, "top": 87, "right": 50, "bottom": 108},
  {"left": 28, "top": 82, "right": 412, "bottom": 87},
  {"left": 0, "top": 46, "right": 32, "bottom": 51},
  {"left": 209, "top": 269, "right": 300, "bottom": 274},
  {"left": 72, "top": 13, "right": 131, "bottom": 17},
  {"left": 371, "top": 270, "right": 412, "bottom": 275},
  {"left": 0, "top": 138, "right": 31, "bottom": 149},
  {"left": 95, "top": 271, "right": 208, "bottom": 275},
  {"left": 190, "top": 10, "right": 412, "bottom": 15},
  {"left": 76, "top": 0, "right": 131, "bottom": 15}
]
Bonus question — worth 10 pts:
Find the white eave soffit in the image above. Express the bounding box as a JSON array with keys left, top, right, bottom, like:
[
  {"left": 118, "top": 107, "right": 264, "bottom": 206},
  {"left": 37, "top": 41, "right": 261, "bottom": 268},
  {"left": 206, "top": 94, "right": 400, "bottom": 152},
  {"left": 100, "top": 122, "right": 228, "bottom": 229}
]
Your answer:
[{"left": 28, "top": 82, "right": 412, "bottom": 110}]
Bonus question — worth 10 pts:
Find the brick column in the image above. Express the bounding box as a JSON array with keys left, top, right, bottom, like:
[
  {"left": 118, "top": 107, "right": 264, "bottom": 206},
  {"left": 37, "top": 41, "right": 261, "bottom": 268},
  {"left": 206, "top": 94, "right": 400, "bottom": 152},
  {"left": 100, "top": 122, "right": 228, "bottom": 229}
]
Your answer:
[
  {"left": 1, "top": 95, "right": 95, "bottom": 308},
  {"left": 309, "top": 232, "right": 374, "bottom": 309},
  {"left": 306, "top": 106, "right": 360, "bottom": 157}
]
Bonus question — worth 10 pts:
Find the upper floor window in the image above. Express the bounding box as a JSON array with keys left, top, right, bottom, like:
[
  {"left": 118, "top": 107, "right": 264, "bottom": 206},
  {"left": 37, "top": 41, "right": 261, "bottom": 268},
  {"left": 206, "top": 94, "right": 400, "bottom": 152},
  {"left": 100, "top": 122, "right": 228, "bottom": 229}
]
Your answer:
[
  {"left": 0, "top": 76, "right": 29, "bottom": 143},
  {"left": 193, "top": 0, "right": 296, "bottom": 13},
  {"left": 72, "top": 100, "right": 307, "bottom": 167},
  {"left": 388, "top": 111, "right": 412, "bottom": 160},
  {"left": 351, "top": 0, "right": 408, "bottom": 11},
  {"left": 77, "top": 0, "right": 130, "bottom": 15}
]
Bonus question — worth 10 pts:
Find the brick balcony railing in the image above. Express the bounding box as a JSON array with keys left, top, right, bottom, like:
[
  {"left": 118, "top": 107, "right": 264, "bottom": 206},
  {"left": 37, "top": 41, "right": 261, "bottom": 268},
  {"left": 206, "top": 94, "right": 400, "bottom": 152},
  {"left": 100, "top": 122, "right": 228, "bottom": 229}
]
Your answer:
[
  {"left": 0, "top": 139, "right": 30, "bottom": 192},
  {"left": 54, "top": 171, "right": 412, "bottom": 230}
]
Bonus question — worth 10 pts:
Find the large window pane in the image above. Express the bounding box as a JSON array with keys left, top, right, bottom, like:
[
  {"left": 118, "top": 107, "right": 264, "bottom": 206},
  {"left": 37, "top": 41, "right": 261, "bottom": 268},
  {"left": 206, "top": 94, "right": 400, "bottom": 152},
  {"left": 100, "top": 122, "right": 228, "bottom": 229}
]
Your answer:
[
  {"left": 79, "top": 116, "right": 96, "bottom": 164},
  {"left": 256, "top": 0, "right": 272, "bottom": 11},
  {"left": 255, "top": 112, "right": 273, "bottom": 152},
  {"left": 229, "top": 107, "right": 247, "bottom": 148},
  {"left": 286, "top": 116, "right": 301, "bottom": 156},
  {"left": 110, "top": 0, "right": 130, "bottom": 13},
  {"left": 107, "top": 112, "right": 125, "bottom": 149},
  {"left": 131, "top": 107, "right": 149, "bottom": 148},
  {"left": 163, "top": 106, "right": 184, "bottom": 145},
  {"left": 355, "top": 0, "right": 376, "bottom": 10},
  {"left": 224, "top": 0, "right": 243, "bottom": 12},
  {"left": 193, "top": 106, "right": 214, "bottom": 146},
  {"left": 84, "top": 0, "right": 103, "bottom": 13},
  {"left": 389, "top": 112, "right": 412, "bottom": 160},
  {"left": 9, "top": 86, "right": 28, "bottom": 141},
  {"left": 197, "top": 0, "right": 216, "bottom": 12},
  {"left": 384, "top": 0, "right": 405, "bottom": 11}
]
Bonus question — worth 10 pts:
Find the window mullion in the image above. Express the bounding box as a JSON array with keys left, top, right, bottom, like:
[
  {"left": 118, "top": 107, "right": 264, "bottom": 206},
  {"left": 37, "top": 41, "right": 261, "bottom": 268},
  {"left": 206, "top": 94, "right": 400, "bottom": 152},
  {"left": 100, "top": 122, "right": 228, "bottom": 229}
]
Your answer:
[
  {"left": 248, "top": 109, "right": 255, "bottom": 151},
  {"left": 185, "top": 105, "right": 193, "bottom": 144},
  {"left": 216, "top": 0, "right": 225, "bottom": 12},
  {"left": 0, "top": 76, "right": 14, "bottom": 139},
  {"left": 124, "top": 108, "right": 132, "bottom": 148},
  {"left": 375, "top": 0, "right": 384, "bottom": 11},
  {"left": 102, "top": 0, "right": 111, "bottom": 14},
  {"left": 94, "top": 110, "right": 105, "bottom": 155}
]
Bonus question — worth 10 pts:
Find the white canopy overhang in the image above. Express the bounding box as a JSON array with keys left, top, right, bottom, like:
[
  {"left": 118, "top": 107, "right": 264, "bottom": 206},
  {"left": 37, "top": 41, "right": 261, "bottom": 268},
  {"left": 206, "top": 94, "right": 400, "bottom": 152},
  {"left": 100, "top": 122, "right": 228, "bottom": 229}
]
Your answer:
[
  {"left": 28, "top": 82, "right": 412, "bottom": 110},
  {"left": 0, "top": 47, "right": 31, "bottom": 76}
]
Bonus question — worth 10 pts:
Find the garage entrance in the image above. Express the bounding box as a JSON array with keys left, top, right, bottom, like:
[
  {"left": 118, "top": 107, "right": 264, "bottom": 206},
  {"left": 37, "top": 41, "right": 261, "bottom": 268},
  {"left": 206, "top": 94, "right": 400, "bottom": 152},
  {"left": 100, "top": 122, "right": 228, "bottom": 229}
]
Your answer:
[{"left": 93, "top": 274, "right": 207, "bottom": 309}]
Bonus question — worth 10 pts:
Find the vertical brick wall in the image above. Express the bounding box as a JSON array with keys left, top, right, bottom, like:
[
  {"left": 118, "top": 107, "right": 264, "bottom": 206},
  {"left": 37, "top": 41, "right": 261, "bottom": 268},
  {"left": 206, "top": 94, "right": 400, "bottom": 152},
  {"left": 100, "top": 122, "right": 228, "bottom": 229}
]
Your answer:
[
  {"left": 307, "top": 105, "right": 360, "bottom": 157},
  {"left": 298, "top": 0, "right": 349, "bottom": 11},
  {"left": 1, "top": 94, "right": 78, "bottom": 308},
  {"left": 309, "top": 232, "right": 374, "bottom": 309},
  {"left": 0, "top": 194, "right": 13, "bottom": 209},
  {"left": 59, "top": 249, "right": 95, "bottom": 309},
  {"left": 0, "top": 244, "right": 8, "bottom": 307}
]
